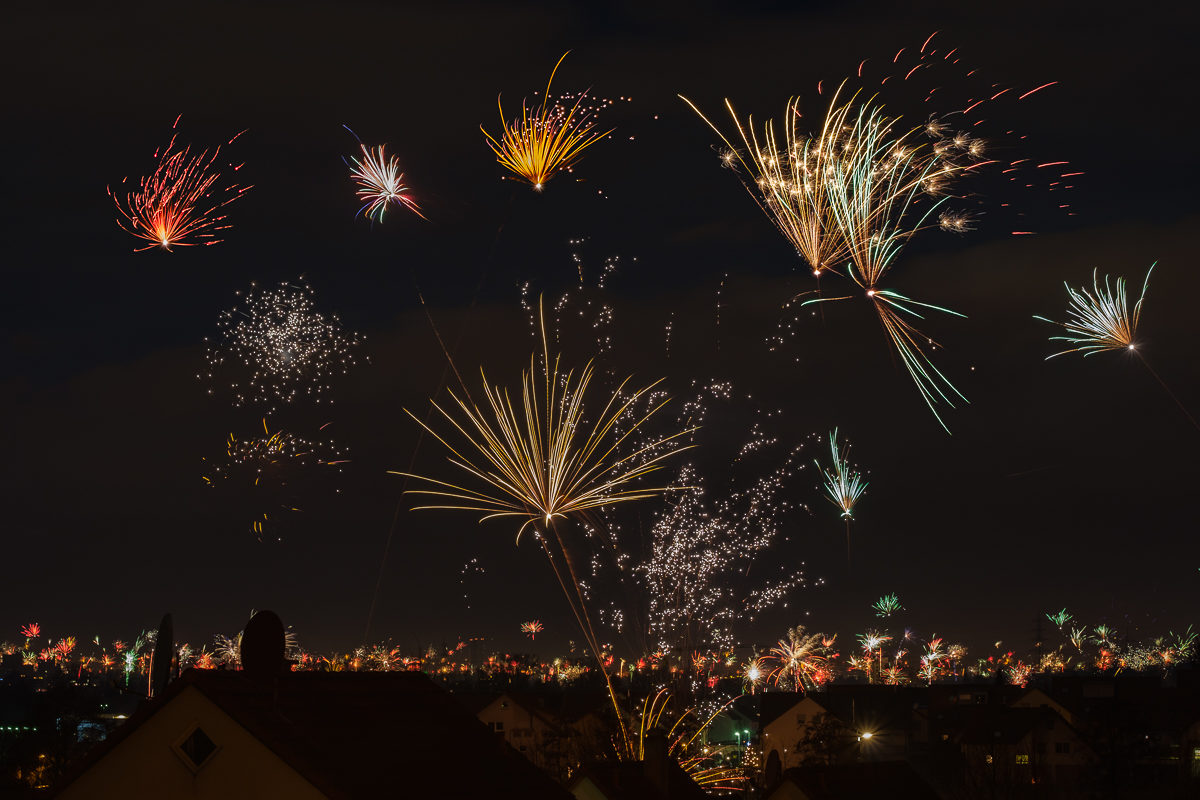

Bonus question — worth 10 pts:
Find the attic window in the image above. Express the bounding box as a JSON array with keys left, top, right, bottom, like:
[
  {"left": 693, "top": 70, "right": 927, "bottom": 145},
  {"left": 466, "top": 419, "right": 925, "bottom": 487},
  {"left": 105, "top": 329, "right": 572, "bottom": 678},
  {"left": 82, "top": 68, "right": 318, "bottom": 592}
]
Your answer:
[{"left": 176, "top": 726, "right": 218, "bottom": 770}]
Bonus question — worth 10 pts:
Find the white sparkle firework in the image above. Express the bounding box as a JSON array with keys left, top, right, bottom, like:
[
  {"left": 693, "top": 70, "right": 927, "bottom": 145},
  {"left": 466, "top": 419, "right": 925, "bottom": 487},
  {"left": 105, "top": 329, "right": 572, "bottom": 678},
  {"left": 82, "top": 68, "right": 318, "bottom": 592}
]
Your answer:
[
  {"left": 622, "top": 384, "right": 810, "bottom": 654},
  {"left": 203, "top": 278, "right": 364, "bottom": 409},
  {"left": 348, "top": 143, "right": 425, "bottom": 222}
]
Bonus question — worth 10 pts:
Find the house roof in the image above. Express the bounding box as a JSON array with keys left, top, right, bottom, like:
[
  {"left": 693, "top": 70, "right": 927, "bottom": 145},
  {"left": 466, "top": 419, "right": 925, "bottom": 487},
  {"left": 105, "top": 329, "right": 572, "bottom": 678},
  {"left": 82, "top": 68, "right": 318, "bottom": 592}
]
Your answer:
[
  {"left": 958, "top": 705, "right": 1066, "bottom": 746},
  {"left": 772, "top": 761, "right": 938, "bottom": 800},
  {"left": 56, "top": 669, "right": 572, "bottom": 799},
  {"left": 757, "top": 692, "right": 809, "bottom": 730}
]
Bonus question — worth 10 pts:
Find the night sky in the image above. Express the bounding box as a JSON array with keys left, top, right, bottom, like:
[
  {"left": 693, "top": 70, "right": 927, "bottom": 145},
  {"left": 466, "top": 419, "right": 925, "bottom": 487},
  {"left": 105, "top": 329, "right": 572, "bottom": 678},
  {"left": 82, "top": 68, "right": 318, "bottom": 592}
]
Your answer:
[{"left": 4, "top": 1, "right": 1198, "bottom": 659}]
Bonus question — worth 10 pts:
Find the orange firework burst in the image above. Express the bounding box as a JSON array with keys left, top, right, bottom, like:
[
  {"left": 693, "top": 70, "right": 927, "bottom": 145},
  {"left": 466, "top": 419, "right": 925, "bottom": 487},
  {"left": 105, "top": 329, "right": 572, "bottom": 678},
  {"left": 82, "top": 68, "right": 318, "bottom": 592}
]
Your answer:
[
  {"left": 109, "top": 116, "right": 250, "bottom": 251},
  {"left": 482, "top": 52, "right": 612, "bottom": 190}
]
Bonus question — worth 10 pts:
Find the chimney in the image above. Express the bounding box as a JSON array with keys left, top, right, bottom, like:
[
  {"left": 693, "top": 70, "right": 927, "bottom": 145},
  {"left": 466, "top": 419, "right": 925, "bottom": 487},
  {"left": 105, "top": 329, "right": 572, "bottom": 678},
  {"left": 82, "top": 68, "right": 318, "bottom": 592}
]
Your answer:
[{"left": 643, "top": 732, "right": 670, "bottom": 798}]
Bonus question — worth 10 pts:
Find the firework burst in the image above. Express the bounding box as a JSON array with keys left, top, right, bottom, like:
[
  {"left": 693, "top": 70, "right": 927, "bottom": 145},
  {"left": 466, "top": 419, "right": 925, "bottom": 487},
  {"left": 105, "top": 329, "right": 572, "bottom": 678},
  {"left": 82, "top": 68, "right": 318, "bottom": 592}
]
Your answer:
[
  {"left": 1035, "top": 264, "right": 1199, "bottom": 430},
  {"left": 482, "top": 53, "right": 613, "bottom": 190},
  {"left": 816, "top": 428, "right": 867, "bottom": 568},
  {"left": 396, "top": 296, "right": 692, "bottom": 752},
  {"left": 679, "top": 88, "right": 859, "bottom": 277},
  {"left": 396, "top": 297, "right": 691, "bottom": 542},
  {"left": 203, "top": 278, "right": 364, "bottom": 410},
  {"left": 768, "top": 626, "right": 835, "bottom": 691},
  {"left": 688, "top": 86, "right": 972, "bottom": 429},
  {"left": 1035, "top": 265, "right": 1153, "bottom": 358},
  {"left": 347, "top": 142, "right": 425, "bottom": 222},
  {"left": 108, "top": 116, "right": 249, "bottom": 251},
  {"left": 873, "top": 593, "right": 902, "bottom": 618},
  {"left": 520, "top": 620, "right": 544, "bottom": 641},
  {"left": 814, "top": 102, "right": 970, "bottom": 429}
]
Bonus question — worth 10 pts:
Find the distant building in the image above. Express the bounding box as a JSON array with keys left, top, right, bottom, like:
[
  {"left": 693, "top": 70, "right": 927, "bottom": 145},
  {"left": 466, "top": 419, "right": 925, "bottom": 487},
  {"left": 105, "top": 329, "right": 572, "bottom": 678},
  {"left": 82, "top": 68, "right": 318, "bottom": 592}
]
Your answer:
[
  {"left": 958, "top": 704, "right": 1098, "bottom": 792},
  {"left": 463, "top": 690, "right": 607, "bottom": 780},
  {"left": 55, "top": 669, "right": 572, "bottom": 799}
]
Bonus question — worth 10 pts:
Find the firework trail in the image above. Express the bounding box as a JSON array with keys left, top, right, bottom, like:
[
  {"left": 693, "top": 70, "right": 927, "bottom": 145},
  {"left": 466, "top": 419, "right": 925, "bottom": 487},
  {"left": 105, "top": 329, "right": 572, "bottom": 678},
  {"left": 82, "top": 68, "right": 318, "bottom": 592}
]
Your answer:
[
  {"left": 1035, "top": 264, "right": 1199, "bottom": 431},
  {"left": 482, "top": 52, "right": 613, "bottom": 190},
  {"left": 202, "top": 278, "right": 364, "bottom": 411},
  {"left": 344, "top": 127, "right": 425, "bottom": 222},
  {"left": 816, "top": 428, "right": 867, "bottom": 570},
  {"left": 108, "top": 116, "right": 250, "bottom": 250},
  {"left": 628, "top": 690, "right": 747, "bottom": 790}
]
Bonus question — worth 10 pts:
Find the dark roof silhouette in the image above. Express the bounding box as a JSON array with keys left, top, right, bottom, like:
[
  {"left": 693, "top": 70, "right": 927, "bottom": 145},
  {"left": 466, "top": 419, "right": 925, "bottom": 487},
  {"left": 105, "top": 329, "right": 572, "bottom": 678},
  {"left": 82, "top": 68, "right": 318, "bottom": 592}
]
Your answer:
[
  {"left": 771, "top": 761, "right": 939, "bottom": 800},
  {"left": 568, "top": 760, "right": 709, "bottom": 800},
  {"left": 57, "top": 669, "right": 572, "bottom": 799},
  {"left": 958, "top": 705, "right": 1067, "bottom": 746}
]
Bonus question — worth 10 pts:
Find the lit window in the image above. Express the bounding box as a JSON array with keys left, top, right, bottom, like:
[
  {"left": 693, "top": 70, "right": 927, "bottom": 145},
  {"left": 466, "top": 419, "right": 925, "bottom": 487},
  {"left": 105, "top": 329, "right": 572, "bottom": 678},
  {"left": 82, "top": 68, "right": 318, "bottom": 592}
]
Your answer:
[
  {"left": 985, "top": 755, "right": 993, "bottom": 764},
  {"left": 1016, "top": 754, "right": 1030, "bottom": 765}
]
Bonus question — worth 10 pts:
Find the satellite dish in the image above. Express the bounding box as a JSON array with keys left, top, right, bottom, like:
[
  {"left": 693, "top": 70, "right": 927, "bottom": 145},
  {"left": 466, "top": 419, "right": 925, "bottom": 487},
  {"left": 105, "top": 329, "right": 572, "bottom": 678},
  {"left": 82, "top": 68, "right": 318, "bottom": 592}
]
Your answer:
[
  {"left": 151, "top": 613, "right": 173, "bottom": 697},
  {"left": 240, "top": 610, "right": 286, "bottom": 676}
]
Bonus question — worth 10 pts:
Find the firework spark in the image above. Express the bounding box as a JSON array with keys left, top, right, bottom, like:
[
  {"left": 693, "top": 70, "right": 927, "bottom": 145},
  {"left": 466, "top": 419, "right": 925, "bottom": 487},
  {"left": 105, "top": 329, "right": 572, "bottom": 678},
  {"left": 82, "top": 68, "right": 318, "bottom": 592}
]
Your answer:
[
  {"left": 201, "top": 418, "right": 349, "bottom": 540},
  {"left": 482, "top": 53, "right": 613, "bottom": 190},
  {"left": 203, "top": 278, "right": 364, "bottom": 410},
  {"left": 347, "top": 142, "right": 425, "bottom": 222},
  {"left": 108, "top": 116, "right": 249, "bottom": 250},
  {"left": 816, "top": 428, "right": 867, "bottom": 568}
]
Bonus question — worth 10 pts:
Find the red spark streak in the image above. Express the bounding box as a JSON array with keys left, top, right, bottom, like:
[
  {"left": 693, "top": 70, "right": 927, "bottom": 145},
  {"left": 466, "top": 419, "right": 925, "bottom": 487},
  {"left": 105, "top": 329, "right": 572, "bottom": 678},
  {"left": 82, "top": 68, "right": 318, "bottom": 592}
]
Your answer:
[{"left": 1018, "top": 82, "right": 1058, "bottom": 100}]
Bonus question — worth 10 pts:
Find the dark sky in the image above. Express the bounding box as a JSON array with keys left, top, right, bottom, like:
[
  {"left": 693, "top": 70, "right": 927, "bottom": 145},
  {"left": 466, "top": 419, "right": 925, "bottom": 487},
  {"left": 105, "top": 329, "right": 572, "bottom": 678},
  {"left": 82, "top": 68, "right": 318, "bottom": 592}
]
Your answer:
[{"left": 3, "top": 1, "right": 1198, "bottom": 659}]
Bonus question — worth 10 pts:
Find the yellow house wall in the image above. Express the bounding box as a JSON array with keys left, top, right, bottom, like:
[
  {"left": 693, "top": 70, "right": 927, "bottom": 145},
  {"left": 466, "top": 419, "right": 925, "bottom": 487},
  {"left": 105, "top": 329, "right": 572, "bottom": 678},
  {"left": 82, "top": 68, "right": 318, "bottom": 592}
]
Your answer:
[
  {"left": 58, "top": 686, "right": 327, "bottom": 800},
  {"left": 761, "top": 696, "right": 827, "bottom": 771},
  {"left": 570, "top": 776, "right": 610, "bottom": 800}
]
